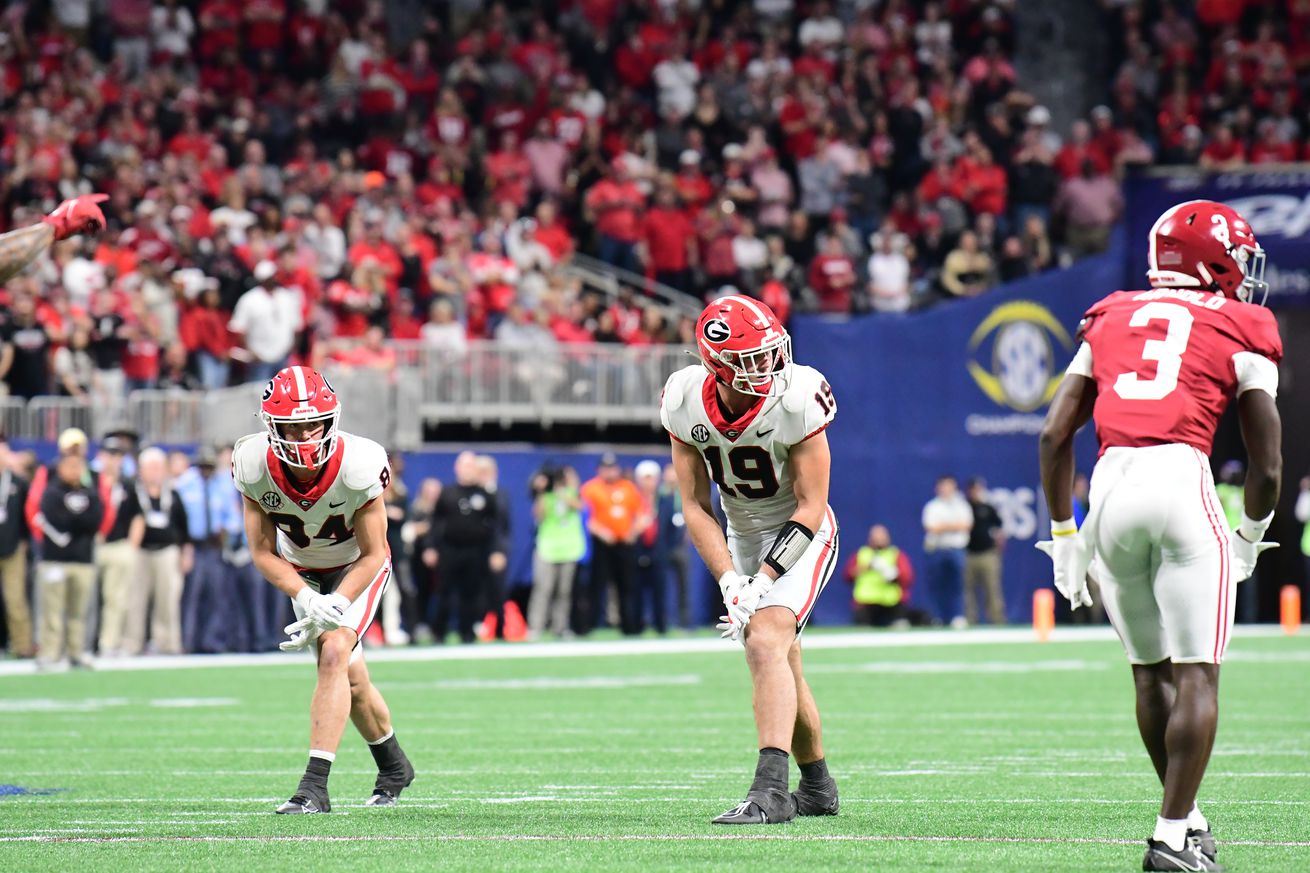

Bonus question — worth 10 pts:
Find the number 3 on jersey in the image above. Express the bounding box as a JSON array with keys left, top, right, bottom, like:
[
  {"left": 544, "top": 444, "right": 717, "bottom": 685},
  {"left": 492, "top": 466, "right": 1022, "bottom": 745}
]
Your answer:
[{"left": 1113, "top": 301, "right": 1194, "bottom": 401}]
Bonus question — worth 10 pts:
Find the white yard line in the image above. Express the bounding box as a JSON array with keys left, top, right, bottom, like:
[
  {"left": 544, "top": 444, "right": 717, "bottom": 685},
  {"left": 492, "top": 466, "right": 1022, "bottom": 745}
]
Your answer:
[
  {"left": 1, "top": 833, "right": 1307, "bottom": 848},
  {"left": 0, "top": 625, "right": 1297, "bottom": 679}
]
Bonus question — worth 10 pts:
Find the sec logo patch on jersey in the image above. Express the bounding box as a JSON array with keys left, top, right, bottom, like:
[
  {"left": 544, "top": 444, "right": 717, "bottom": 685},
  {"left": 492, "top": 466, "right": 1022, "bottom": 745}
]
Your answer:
[
  {"left": 692, "top": 424, "right": 711, "bottom": 442},
  {"left": 261, "top": 491, "right": 283, "bottom": 510}
]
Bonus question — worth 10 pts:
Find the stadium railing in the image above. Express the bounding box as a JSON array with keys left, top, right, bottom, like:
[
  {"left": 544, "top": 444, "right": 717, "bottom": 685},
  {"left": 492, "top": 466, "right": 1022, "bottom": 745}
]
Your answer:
[{"left": 3, "top": 342, "right": 693, "bottom": 447}]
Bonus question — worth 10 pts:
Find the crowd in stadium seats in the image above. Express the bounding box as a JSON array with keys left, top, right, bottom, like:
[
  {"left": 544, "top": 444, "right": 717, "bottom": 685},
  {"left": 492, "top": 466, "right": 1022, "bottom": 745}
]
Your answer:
[
  {"left": 0, "top": 0, "right": 1069, "bottom": 395},
  {"left": 0, "top": 1, "right": 1300, "bottom": 396}
]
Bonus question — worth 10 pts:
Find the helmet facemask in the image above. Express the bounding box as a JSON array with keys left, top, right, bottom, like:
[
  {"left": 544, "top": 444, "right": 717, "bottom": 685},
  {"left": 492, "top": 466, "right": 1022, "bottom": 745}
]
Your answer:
[
  {"left": 1233, "top": 242, "right": 1268, "bottom": 305},
  {"left": 712, "top": 333, "right": 793, "bottom": 397},
  {"left": 263, "top": 409, "right": 341, "bottom": 471}
]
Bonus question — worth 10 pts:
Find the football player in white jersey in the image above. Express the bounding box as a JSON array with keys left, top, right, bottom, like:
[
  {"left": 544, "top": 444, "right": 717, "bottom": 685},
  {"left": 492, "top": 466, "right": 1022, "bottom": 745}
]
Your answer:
[
  {"left": 661, "top": 295, "right": 840, "bottom": 825},
  {"left": 234, "top": 366, "right": 415, "bottom": 814}
]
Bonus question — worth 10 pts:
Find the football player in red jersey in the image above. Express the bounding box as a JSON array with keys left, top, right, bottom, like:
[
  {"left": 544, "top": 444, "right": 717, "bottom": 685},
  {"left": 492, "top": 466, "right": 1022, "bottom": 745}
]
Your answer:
[
  {"left": 1039, "top": 200, "right": 1282, "bottom": 871},
  {"left": 661, "top": 296, "right": 840, "bottom": 825},
  {"left": 235, "top": 367, "right": 414, "bottom": 813},
  {"left": 0, "top": 194, "right": 109, "bottom": 283}
]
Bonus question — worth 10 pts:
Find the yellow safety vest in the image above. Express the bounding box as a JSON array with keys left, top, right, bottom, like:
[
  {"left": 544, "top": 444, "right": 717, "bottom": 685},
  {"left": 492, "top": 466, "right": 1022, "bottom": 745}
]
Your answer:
[{"left": 853, "top": 546, "right": 902, "bottom": 607}]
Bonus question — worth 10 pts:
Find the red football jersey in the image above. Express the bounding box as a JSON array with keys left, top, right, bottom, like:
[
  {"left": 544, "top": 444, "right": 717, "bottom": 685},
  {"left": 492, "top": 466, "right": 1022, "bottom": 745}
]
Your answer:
[{"left": 1079, "top": 288, "right": 1282, "bottom": 455}]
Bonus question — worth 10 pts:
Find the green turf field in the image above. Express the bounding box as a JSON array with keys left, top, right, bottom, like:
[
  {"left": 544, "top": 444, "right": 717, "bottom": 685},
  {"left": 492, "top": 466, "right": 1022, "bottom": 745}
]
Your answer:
[{"left": 1, "top": 629, "right": 1307, "bottom": 872}]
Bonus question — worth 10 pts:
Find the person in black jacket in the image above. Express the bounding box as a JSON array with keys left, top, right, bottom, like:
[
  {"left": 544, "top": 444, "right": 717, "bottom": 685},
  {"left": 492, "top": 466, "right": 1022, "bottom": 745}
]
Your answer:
[
  {"left": 421, "top": 451, "right": 500, "bottom": 644},
  {"left": 0, "top": 436, "right": 32, "bottom": 657},
  {"left": 37, "top": 452, "right": 104, "bottom": 669}
]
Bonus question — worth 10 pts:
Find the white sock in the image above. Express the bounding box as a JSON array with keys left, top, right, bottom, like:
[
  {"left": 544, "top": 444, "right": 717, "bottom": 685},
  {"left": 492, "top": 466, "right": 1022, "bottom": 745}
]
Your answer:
[
  {"left": 309, "top": 749, "right": 336, "bottom": 763},
  {"left": 1153, "top": 816, "right": 1188, "bottom": 851},
  {"left": 367, "top": 729, "right": 395, "bottom": 746},
  {"left": 1187, "top": 803, "right": 1208, "bottom": 832}
]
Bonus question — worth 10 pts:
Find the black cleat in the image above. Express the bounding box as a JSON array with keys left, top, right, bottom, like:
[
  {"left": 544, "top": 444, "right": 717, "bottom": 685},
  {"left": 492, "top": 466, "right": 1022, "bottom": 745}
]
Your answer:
[
  {"left": 792, "top": 776, "right": 839, "bottom": 816},
  {"left": 1143, "top": 838, "right": 1225, "bottom": 871},
  {"left": 1188, "top": 828, "right": 1217, "bottom": 863},
  {"left": 711, "top": 788, "right": 796, "bottom": 825},
  {"left": 275, "top": 789, "right": 331, "bottom": 815},
  {"left": 365, "top": 750, "right": 415, "bottom": 807}
]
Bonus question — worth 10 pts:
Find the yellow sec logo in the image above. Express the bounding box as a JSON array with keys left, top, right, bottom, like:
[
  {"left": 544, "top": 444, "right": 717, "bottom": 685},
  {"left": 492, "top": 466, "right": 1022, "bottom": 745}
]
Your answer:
[{"left": 966, "top": 301, "right": 1073, "bottom": 413}]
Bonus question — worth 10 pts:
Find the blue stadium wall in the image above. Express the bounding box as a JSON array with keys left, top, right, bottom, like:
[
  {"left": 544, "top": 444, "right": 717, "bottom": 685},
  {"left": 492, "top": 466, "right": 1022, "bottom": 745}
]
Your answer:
[{"left": 15, "top": 238, "right": 1118, "bottom": 628}]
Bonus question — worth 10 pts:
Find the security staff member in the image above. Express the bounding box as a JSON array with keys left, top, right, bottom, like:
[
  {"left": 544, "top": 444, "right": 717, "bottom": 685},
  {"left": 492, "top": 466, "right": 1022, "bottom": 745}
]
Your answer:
[
  {"left": 37, "top": 452, "right": 104, "bottom": 669},
  {"left": 94, "top": 435, "right": 136, "bottom": 657},
  {"left": 850, "top": 525, "right": 908, "bottom": 627},
  {"left": 0, "top": 436, "right": 32, "bottom": 657},
  {"left": 422, "top": 451, "right": 501, "bottom": 644},
  {"left": 122, "top": 448, "right": 191, "bottom": 656}
]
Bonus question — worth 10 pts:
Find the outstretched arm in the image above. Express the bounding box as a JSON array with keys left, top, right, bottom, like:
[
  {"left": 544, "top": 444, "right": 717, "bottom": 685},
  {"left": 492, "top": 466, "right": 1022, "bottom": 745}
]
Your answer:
[
  {"left": 0, "top": 194, "right": 109, "bottom": 284},
  {"left": 0, "top": 222, "right": 55, "bottom": 285}
]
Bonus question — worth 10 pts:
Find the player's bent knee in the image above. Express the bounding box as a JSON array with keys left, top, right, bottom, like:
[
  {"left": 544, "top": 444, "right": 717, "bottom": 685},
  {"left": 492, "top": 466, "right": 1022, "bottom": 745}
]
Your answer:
[
  {"left": 744, "top": 609, "right": 797, "bottom": 659},
  {"left": 317, "top": 631, "right": 357, "bottom": 674}
]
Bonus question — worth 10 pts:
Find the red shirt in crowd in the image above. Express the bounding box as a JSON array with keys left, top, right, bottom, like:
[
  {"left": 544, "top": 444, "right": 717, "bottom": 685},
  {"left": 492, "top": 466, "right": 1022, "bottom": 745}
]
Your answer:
[
  {"left": 808, "top": 253, "right": 856, "bottom": 314},
  {"left": 641, "top": 207, "right": 694, "bottom": 272},
  {"left": 179, "top": 305, "right": 232, "bottom": 358},
  {"left": 585, "top": 178, "right": 645, "bottom": 242},
  {"left": 534, "top": 223, "right": 575, "bottom": 262}
]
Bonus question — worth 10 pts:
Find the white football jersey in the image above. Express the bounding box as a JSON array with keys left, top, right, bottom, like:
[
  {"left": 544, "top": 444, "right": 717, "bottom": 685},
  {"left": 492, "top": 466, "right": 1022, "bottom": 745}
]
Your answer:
[
  {"left": 660, "top": 363, "right": 836, "bottom": 537},
  {"left": 232, "top": 430, "right": 390, "bottom": 570}
]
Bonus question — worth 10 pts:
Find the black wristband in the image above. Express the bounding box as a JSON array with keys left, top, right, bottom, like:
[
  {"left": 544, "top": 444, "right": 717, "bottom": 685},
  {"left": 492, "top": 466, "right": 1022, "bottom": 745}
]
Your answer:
[{"left": 764, "top": 520, "right": 814, "bottom": 577}]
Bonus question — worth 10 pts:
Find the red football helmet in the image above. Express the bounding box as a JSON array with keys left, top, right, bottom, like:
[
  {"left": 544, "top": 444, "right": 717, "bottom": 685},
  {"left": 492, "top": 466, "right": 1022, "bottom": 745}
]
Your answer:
[
  {"left": 260, "top": 366, "right": 341, "bottom": 470},
  {"left": 696, "top": 294, "right": 792, "bottom": 397},
  {"left": 1147, "top": 199, "right": 1268, "bottom": 303}
]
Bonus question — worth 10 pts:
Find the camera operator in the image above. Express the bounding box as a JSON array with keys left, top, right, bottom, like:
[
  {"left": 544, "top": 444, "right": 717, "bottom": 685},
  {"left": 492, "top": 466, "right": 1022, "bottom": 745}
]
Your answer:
[{"left": 527, "top": 464, "right": 584, "bottom": 639}]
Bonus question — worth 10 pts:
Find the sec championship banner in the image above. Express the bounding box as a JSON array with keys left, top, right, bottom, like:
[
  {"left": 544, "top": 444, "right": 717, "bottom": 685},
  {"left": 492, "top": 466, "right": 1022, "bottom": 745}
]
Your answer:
[
  {"left": 789, "top": 247, "right": 1118, "bottom": 624},
  {"left": 1126, "top": 167, "right": 1310, "bottom": 307}
]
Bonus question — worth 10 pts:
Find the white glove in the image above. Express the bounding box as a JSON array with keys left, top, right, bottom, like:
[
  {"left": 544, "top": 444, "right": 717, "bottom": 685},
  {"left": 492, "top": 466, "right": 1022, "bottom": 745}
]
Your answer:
[
  {"left": 1230, "top": 530, "right": 1277, "bottom": 581},
  {"left": 1036, "top": 530, "right": 1093, "bottom": 610},
  {"left": 295, "top": 587, "right": 352, "bottom": 632},
  {"left": 279, "top": 616, "right": 320, "bottom": 652},
  {"left": 716, "top": 613, "right": 745, "bottom": 643}
]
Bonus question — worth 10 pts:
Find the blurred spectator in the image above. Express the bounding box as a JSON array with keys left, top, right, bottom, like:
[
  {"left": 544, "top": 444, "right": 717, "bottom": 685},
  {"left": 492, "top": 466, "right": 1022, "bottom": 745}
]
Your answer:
[
  {"left": 228, "top": 261, "right": 303, "bottom": 385},
  {"left": 122, "top": 447, "right": 191, "bottom": 656},
  {"left": 941, "top": 231, "right": 994, "bottom": 298},
  {"left": 405, "top": 477, "right": 442, "bottom": 644},
  {"left": 580, "top": 453, "right": 643, "bottom": 635},
  {"left": 584, "top": 161, "right": 646, "bottom": 274},
  {"left": 422, "top": 451, "right": 501, "bottom": 644},
  {"left": 808, "top": 235, "right": 857, "bottom": 313},
  {"left": 640, "top": 184, "right": 698, "bottom": 291},
  {"left": 93, "top": 434, "right": 137, "bottom": 658},
  {"left": 36, "top": 451, "right": 104, "bottom": 670},
  {"left": 964, "top": 478, "right": 1007, "bottom": 626},
  {"left": 1053, "top": 160, "right": 1123, "bottom": 258},
  {"left": 475, "top": 455, "right": 511, "bottom": 641},
  {"left": 849, "top": 525, "right": 913, "bottom": 627},
  {"left": 528, "top": 464, "right": 584, "bottom": 640},
  {"left": 176, "top": 446, "right": 242, "bottom": 654},
  {"left": 1, "top": 291, "right": 52, "bottom": 399},
  {"left": 0, "top": 436, "right": 32, "bottom": 658},
  {"left": 660, "top": 462, "right": 692, "bottom": 630},
  {"left": 867, "top": 231, "right": 912, "bottom": 313},
  {"left": 632, "top": 460, "right": 667, "bottom": 635},
  {"left": 922, "top": 475, "right": 972, "bottom": 628}
]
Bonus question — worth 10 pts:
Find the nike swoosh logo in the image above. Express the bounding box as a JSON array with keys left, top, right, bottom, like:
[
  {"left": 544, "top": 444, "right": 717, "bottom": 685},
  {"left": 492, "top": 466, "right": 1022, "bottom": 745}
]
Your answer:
[
  {"left": 756, "top": 428, "right": 775, "bottom": 437},
  {"left": 329, "top": 501, "right": 345, "bottom": 508}
]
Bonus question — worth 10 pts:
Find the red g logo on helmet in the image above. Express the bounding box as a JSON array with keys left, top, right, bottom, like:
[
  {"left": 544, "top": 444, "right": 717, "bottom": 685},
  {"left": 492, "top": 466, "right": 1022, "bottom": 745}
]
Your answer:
[
  {"left": 260, "top": 366, "right": 342, "bottom": 470},
  {"left": 1148, "top": 199, "right": 1268, "bottom": 303},
  {"left": 695, "top": 295, "right": 793, "bottom": 397}
]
